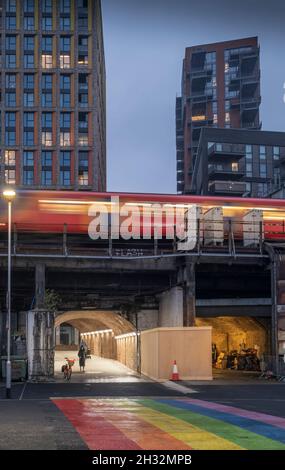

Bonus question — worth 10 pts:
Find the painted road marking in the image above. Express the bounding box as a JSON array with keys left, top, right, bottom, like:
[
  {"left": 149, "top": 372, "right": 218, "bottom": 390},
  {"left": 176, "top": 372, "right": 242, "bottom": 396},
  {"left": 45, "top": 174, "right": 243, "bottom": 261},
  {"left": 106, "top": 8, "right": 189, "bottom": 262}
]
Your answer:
[
  {"left": 52, "top": 397, "right": 285, "bottom": 450},
  {"left": 162, "top": 381, "right": 198, "bottom": 394}
]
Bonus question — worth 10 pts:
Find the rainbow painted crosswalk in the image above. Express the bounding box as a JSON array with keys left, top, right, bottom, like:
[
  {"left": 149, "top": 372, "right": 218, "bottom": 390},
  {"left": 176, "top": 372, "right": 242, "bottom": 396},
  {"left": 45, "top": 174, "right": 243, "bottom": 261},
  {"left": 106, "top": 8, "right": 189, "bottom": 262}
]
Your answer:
[{"left": 53, "top": 397, "right": 285, "bottom": 450}]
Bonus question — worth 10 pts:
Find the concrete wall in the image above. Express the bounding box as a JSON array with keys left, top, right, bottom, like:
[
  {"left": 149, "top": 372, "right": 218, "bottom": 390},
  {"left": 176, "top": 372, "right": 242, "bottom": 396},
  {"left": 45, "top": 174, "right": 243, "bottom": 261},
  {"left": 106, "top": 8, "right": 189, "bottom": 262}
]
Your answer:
[
  {"left": 86, "top": 332, "right": 116, "bottom": 359},
  {"left": 196, "top": 317, "right": 268, "bottom": 356},
  {"left": 140, "top": 327, "right": 212, "bottom": 381},
  {"left": 158, "top": 287, "right": 183, "bottom": 327}
]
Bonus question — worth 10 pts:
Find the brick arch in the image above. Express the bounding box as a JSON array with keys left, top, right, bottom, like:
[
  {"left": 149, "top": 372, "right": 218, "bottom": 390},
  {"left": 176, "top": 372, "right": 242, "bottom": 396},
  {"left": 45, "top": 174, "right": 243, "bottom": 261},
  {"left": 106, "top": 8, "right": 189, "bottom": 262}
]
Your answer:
[{"left": 55, "top": 310, "right": 135, "bottom": 336}]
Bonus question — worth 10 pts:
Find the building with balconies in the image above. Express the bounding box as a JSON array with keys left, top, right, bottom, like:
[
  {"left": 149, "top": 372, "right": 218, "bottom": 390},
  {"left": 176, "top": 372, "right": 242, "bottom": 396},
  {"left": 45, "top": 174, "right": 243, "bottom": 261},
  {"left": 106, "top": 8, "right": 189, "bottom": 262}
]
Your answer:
[
  {"left": 191, "top": 127, "right": 285, "bottom": 198},
  {"left": 176, "top": 37, "right": 261, "bottom": 194}
]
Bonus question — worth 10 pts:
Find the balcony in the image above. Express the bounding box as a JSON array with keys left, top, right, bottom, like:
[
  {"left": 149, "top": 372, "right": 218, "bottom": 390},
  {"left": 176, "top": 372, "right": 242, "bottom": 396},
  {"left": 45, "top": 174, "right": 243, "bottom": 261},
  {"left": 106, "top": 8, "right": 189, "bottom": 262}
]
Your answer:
[
  {"left": 209, "top": 181, "right": 247, "bottom": 196},
  {"left": 208, "top": 166, "right": 244, "bottom": 181},
  {"left": 208, "top": 145, "right": 245, "bottom": 161}
]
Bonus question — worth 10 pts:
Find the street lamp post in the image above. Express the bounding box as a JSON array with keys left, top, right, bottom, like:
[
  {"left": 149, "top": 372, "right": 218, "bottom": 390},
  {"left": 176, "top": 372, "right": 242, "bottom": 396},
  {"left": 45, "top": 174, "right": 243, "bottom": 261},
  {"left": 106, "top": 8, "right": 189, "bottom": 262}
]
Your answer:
[{"left": 2, "top": 189, "right": 16, "bottom": 399}]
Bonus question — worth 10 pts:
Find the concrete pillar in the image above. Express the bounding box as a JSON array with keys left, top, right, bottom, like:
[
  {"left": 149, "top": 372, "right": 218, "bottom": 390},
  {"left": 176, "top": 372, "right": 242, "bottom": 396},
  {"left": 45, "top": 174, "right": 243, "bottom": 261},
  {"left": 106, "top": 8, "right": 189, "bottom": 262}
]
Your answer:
[
  {"left": 183, "top": 262, "right": 196, "bottom": 327},
  {"left": 35, "top": 263, "right": 45, "bottom": 309},
  {"left": 158, "top": 287, "right": 183, "bottom": 327},
  {"left": 26, "top": 310, "right": 55, "bottom": 380},
  {"left": 55, "top": 326, "right": 61, "bottom": 346}
]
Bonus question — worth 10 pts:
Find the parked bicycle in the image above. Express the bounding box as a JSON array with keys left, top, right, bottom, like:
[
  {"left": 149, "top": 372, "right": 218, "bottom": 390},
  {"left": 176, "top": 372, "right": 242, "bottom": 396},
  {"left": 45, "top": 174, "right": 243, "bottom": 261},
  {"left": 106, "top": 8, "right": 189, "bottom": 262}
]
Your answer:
[{"left": 62, "top": 357, "right": 75, "bottom": 381}]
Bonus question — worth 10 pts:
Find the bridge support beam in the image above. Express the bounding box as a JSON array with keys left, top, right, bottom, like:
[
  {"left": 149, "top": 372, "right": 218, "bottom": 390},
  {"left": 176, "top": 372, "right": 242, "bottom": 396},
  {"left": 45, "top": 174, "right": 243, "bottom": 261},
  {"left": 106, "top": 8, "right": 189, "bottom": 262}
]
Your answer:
[
  {"left": 26, "top": 310, "right": 55, "bottom": 380},
  {"left": 35, "top": 263, "right": 46, "bottom": 309}
]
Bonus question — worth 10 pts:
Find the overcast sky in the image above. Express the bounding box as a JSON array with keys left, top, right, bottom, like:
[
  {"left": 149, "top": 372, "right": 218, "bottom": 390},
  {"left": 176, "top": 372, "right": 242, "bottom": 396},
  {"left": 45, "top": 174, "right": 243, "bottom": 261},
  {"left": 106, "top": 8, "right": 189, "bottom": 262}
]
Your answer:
[{"left": 102, "top": 0, "right": 285, "bottom": 194}]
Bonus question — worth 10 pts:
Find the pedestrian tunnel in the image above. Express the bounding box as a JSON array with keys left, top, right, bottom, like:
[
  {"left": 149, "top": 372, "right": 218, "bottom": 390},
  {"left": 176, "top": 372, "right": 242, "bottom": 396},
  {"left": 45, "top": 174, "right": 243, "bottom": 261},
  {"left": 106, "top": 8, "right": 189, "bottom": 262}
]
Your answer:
[{"left": 54, "top": 310, "right": 138, "bottom": 374}]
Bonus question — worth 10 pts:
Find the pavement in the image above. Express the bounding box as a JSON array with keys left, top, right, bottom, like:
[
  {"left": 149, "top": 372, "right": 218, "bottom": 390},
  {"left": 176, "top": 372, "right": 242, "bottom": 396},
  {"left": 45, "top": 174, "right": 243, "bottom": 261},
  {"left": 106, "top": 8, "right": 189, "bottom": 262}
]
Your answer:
[{"left": 0, "top": 353, "right": 285, "bottom": 450}]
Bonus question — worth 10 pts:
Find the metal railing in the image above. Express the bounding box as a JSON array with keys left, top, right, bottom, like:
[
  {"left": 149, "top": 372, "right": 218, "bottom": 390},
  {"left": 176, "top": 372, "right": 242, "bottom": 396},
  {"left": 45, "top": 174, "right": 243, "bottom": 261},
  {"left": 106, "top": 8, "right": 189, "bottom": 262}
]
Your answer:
[{"left": 259, "top": 354, "right": 285, "bottom": 381}]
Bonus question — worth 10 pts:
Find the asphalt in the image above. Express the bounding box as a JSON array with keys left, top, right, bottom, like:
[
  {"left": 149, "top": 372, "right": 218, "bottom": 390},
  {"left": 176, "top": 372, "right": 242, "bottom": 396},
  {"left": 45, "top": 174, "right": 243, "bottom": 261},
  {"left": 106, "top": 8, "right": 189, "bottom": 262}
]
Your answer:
[{"left": 0, "top": 358, "right": 284, "bottom": 450}]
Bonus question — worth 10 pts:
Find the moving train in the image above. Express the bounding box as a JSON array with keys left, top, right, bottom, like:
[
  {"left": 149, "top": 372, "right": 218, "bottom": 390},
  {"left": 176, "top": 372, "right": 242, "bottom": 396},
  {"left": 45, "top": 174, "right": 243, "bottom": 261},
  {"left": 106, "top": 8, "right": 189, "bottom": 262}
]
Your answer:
[{"left": 0, "top": 190, "right": 285, "bottom": 242}]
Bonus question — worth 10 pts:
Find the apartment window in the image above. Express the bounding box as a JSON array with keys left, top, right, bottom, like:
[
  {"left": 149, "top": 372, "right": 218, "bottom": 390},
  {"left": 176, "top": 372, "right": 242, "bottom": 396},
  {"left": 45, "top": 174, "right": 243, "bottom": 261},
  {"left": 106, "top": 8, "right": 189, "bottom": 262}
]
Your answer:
[
  {"left": 6, "top": 35, "right": 16, "bottom": 50},
  {"left": 5, "top": 150, "right": 16, "bottom": 184},
  {"left": 5, "top": 149, "right": 16, "bottom": 165},
  {"left": 60, "top": 151, "right": 71, "bottom": 186},
  {"left": 79, "top": 112, "right": 88, "bottom": 130},
  {"left": 24, "top": 35, "right": 34, "bottom": 50},
  {"left": 246, "top": 162, "right": 252, "bottom": 177},
  {"left": 231, "top": 162, "right": 238, "bottom": 172},
  {"left": 78, "top": 17, "right": 88, "bottom": 29},
  {"left": 24, "top": 0, "right": 34, "bottom": 12},
  {"left": 60, "top": 132, "right": 71, "bottom": 147},
  {"left": 60, "top": 112, "right": 71, "bottom": 129},
  {"left": 42, "top": 92, "right": 52, "bottom": 107},
  {"left": 259, "top": 145, "right": 266, "bottom": 160},
  {"left": 42, "top": 36, "right": 53, "bottom": 52},
  {"left": 6, "top": 73, "right": 16, "bottom": 89},
  {"left": 42, "top": 74, "right": 52, "bottom": 89},
  {"left": 273, "top": 146, "right": 280, "bottom": 161},
  {"left": 6, "top": 16, "right": 16, "bottom": 30},
  {"left": 24, "top": 92, "right": 34, "bottom": 106},
  {"left": 24, "top": 112, "right": 34, "bottom": 128},
  {"left": 24, "top": 113, "right": 34, "bottom": 146},
  {"left": 60, "top": 36, "right": 71, "bottom": 52},
  {"left": 42, "top": 17, "right": 52, "bottom": 31},
  {"left": 42, "top": 112, "right": 52, "bottom": 129},
  {"left": 60, "top": 0, "right": 71, "bottom": 12},
  {"left": 225, "top": 112, "right": 230, "bottom": 123},
  {"left": 60, "top": 55, "right": 70, "bottom": 69},
  {"left": 5, "top": 112, "right": 16, "bottom": 145},
  {"left": 79, "top": 93, "right": 88, "bottom": 107},
  {"left": 41, "top": 92, "right": 52, "bottom": 107},
  {"left": 24, "top": 53, "right": 34, "bottom": 68},
  {"left": 42, "top": 55, "right": 53, "bottom": 68},
  {"left": 245, "top": 145, "right": 252, "bottom": 157},
  {"left": 5, "top": 73, "right": 16, "bottom": 106},
  {"left": 6, "top": 0, "right": 16, "bottom": 12},
  {"left": 42, "top": 0, "right": 52, "bottom": 13},
  {"left": 41, "top": 74, "right": 53, "bottom": 106},
  {"left": 225, "top": 100, "right": 230, "bottom": 111},
  {"left": 24, "top": 73, "right": 34, "bottom": 89},
  {"left": 78, "top": 151, "right": 89, "bottom": 186},
  {"left": 78, "top": 54, "right": 88, "bottom": 66},
  {"left": 23, "top": 112, "right": 34, "bottom": 145},
  {"left": 216, "top": 143, "right": 222, "bottom": 152},
  {"left": 41, "top": 151, "right": 53, "bottom": 185},
  {"left": 60, "top": 75, "right": 71, "bottom": 107},
  {"left": 24, "top": 16, "right": 35, "bottom": 31},
  {"left": 60, "top": 17, "right": 71, "bottom": 30},
  {"left": 6, "top": 91, "right": 16, "bottom": 106},
  {"left": 6, "top": 53, "right": 16, "bottom": 68},
  {"left": 23, "top": 151, "right": 34, "bottom": 185},
  {"left": 78, "top": 134, "right": 88, "bottom": 146},
  {"left": 42, "top": 132, "right": 53, "bottom": 146},
  {"left": 260, "top": 163, "right": 267, "bottom": 178}
]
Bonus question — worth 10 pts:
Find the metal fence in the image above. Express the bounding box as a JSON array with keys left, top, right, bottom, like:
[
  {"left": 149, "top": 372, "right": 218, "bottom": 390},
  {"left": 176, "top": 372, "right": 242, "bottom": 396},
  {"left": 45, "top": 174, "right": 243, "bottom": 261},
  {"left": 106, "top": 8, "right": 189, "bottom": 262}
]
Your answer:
[{"left": 259, "top": 354, "right": 285, "bottom": 381}]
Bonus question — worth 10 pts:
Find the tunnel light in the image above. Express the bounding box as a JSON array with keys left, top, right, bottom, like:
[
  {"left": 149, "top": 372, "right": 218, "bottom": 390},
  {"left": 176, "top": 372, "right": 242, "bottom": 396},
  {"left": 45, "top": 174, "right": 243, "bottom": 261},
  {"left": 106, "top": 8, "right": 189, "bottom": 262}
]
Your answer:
[
  {"left": 81, "top": 329, "right": 112, "bottom": 336},
  {"left": 114, "top": 332, "right": 138, "bottom": 340}
]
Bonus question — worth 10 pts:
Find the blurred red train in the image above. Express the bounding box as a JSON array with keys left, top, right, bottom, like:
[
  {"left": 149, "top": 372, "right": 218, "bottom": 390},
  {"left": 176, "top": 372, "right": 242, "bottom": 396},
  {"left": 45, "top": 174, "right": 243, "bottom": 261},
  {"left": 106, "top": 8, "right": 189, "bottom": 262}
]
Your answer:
[{"left": 0, "top": 190, "right": 284, "bottom": 241}]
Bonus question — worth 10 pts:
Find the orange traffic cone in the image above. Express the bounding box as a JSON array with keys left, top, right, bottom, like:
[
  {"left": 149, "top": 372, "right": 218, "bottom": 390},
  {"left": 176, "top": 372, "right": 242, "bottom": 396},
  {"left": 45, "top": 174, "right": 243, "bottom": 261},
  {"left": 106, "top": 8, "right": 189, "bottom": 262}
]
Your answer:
[{"left": 170, "top": 360, "right": 180, "bottom": 381}]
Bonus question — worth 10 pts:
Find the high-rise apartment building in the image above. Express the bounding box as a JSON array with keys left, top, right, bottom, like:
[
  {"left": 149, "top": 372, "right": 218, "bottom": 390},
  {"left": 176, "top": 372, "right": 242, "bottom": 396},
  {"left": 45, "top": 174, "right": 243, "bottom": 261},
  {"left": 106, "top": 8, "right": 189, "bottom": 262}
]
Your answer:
[
  {"left": 0, "top": 0, "right": 106, "bottom": 191},
  {"left": 176, "top": 37, "right": 260, "bottom": 194}
]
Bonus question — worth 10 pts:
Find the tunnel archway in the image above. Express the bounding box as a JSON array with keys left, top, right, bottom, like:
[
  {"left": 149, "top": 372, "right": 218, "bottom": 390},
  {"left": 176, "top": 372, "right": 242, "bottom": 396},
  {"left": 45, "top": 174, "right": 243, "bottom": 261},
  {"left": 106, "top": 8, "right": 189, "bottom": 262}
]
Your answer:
[
  {"left": 55, "top": 310, "right": 136, "bottom": 336},
  {"left": 54, "top": 310, "right": 138, "bottom": 377}
]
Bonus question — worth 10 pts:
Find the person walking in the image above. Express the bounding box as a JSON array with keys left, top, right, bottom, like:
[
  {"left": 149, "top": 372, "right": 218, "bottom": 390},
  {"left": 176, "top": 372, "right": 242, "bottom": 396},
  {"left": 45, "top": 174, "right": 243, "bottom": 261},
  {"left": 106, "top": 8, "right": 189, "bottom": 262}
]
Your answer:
[{"left": 78, "top": 344, "right": 86, "bottom": 372}]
